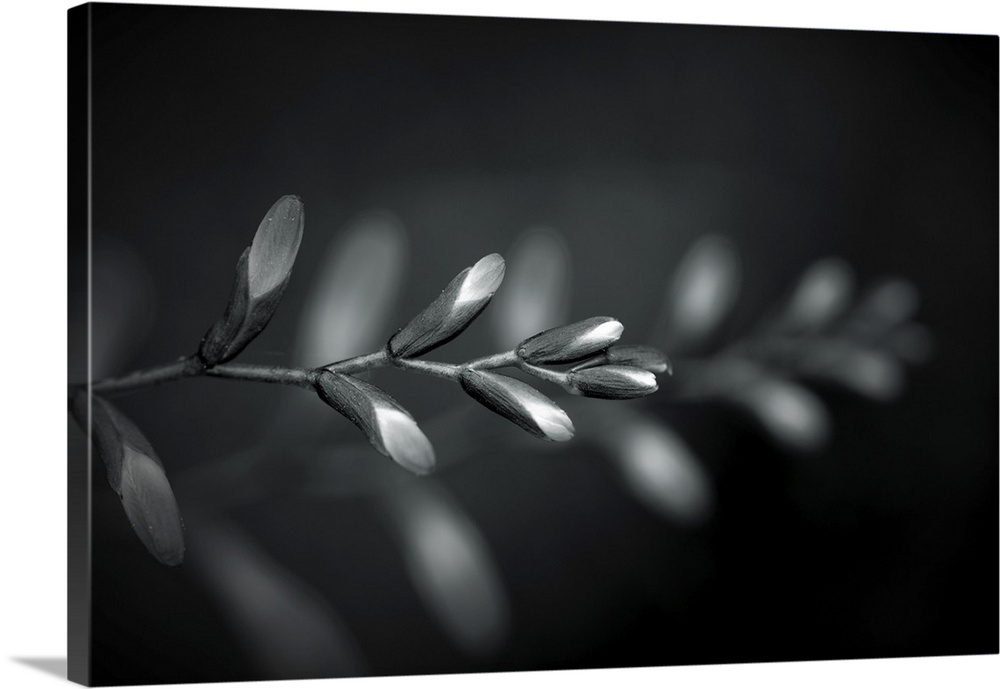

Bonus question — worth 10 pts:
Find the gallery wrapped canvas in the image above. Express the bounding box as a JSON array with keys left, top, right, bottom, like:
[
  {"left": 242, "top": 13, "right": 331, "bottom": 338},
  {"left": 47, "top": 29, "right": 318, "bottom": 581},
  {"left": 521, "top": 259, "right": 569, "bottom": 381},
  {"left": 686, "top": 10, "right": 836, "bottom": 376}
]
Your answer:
[{"left": 67, "top": 3, "right": 997, "bottom": 686}]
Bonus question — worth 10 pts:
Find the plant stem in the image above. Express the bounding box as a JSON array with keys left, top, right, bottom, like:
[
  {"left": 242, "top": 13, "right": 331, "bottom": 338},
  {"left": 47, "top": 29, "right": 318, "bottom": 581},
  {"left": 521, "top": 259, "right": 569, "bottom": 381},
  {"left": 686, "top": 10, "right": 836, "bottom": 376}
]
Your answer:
[
  {"left": 205, "top": 363, "right": 316, "bottom": 388},
  {"left": 87, "top": 356, "right": 205, "bottom": 395},
  {"left": 322, "top": 348, "right": 391, "bottom": 374},
  {"left": 518, "top": 361, "right": 568, "bottom": 386},
  {"left": 391, "top": 357, "right": 460, "bottom": 381},
  {"left": 77, "top": 345, "right": 551, "bottom": 397},
  {"left": 464, "top": 350, "right": 519, "bottom": 370}
]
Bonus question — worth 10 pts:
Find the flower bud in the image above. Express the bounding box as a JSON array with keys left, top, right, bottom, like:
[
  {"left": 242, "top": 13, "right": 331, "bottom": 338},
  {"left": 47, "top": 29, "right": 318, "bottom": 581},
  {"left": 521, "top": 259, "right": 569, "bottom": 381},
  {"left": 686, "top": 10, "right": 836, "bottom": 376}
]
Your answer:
[
  {"left": 570, "top": 344, "right": 672, "bottom": 375},
  {"left": 516, "top": 316, "right": 623, "bottom": 365},
  {"left": 388, "top": 254, "right": 505, "bottom": 358},
  {"left": 460, "top": 370, "right": 574, "bottom": 442},
  {"left": 566, "top": 365, "right": 658, "bottom": 400},
  {"left": 315, "top": 371, "right": 435, "bottom": 475},
  {"left": 200, "top": 195, "right": 304, "bottom": 365},
  {"left": 71, "top": 392, "right": 185, "bottom": 566}
]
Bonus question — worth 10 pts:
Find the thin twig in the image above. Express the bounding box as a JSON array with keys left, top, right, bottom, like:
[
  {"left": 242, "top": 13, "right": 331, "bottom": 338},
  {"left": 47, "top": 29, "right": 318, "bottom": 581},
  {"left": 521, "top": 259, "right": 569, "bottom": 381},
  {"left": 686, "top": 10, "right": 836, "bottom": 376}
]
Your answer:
[
  {"left": 86, "top": 356, "right": 205, "bottom": 396},
  {"left": 205, "top": 363, "right": 317, "bottom": 388}
]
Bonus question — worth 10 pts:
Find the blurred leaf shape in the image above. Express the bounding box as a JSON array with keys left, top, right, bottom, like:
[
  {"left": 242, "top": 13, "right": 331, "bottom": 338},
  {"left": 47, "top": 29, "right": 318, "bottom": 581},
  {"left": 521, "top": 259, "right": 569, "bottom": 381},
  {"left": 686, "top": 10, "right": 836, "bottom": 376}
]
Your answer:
[
  {"left": 659, "top": 235, "right": 741, "bottom": 352},
  {"left": 605, "top": 415, "right": 713, "bottom": 524},
  {"left": 385, "top": 483, "right": 510, "bottom": 655},
  {"left": 71, "top": 392, "right": 184, "bottom": 565},
  {"left": 490, "top": 226, "right": 572, "bottom": 349},
  {"left": 815, "top": 347, "right": 906, "bottom": 401},
  {"left": 777, "top": 257, "right": 855, "bottom": 332},
  {"left": 888, "top": 322, "right": 934, "bottom": 365},
  {"left": 389, "top": 253, "right": 505, "bottom": 358},
  {"left": 295, "top": 211, "right": 408, "bottom": 367},
  {"left": 846, "top": 278, "right": 921, "bottom": 342},
  {"left": 858, "top": 278, "right": 920, "bottom": 328},
  {"left": 726, "top": 375, "right": 830, "bottom": 452},
  {"left": 188, "top": 518, "right": 365, "bottom": 679},
  {"left": 90, "top": 241, "right": 157, "bottom": 379}
]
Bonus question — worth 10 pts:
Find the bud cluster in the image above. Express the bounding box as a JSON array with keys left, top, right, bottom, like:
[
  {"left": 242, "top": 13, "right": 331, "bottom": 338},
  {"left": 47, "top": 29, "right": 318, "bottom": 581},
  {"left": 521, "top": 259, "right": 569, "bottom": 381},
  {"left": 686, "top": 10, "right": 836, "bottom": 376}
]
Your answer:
[
  {"left": 315, "top": 255, "right": 667, "bottom": 471},
  {"left": 73, "top": 195, "right": 669, "bottom": 566}
]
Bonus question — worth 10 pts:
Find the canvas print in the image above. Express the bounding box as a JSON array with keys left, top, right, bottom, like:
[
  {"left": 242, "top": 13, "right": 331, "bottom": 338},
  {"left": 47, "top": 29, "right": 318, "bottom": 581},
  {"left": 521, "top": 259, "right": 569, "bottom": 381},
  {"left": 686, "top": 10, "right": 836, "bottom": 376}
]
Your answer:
[{"left": 67, "top": 3, "right": 998, "bottom": 686}]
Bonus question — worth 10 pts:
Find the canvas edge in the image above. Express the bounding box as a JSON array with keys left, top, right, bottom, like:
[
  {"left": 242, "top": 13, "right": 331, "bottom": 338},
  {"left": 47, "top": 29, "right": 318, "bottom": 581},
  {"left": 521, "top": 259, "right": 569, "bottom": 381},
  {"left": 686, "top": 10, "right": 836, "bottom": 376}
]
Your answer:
[{"left": 68, "top": 3, "right": 92, "bottom": 686}]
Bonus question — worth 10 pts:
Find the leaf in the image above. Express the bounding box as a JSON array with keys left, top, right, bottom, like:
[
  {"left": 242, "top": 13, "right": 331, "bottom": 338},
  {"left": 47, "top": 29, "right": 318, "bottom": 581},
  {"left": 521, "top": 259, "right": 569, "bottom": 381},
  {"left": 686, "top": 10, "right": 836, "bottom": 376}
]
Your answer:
[
  {"left": 188, "top": 518, "right": 365, "bottom": 679},
  {"left": 490, "top": 226, "right": 572, "bottom": 349},
  {"left": 383, "top": 483, "right": 510, "bottom": 655},
  {"left": 315, "top": 371, "right": 436, "bottom": 475},
  {"left": 460, "top": 369, "right": 574, "bottom": 441},
  {"left": 388, "top": 253, "right": 505, "bottom": 358},
  {"left": 658, "top": 235, "right": 741, "bottom": 352},
  {"left": 294, "top": 211, "right": 408, "bottom": 367},
  {"left": 71, "top": 392, "right": 184, "bottom": 565},
  {"left": 602, "top": 415, "right": 713, "bottom": 524}
]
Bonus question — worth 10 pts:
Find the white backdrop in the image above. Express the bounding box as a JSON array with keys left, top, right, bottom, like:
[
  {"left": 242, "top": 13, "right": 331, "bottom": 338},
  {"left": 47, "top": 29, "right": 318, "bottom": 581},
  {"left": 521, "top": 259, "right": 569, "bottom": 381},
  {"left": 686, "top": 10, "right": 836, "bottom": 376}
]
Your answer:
[{"left": 2, "top": 1, "right": 997, "bottom": 688}]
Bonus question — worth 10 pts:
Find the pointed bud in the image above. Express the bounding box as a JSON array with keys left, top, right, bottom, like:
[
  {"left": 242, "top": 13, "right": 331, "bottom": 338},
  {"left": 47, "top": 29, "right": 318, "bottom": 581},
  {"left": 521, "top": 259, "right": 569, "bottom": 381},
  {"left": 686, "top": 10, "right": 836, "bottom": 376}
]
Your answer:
[
  {"left": 71, "top": 392, "right": 184, "bottom": 565},
  {"left": 119, "top": 449, "right": 187, "bottom": 567},
  {"left": 566, "top": 365, "right": 658, "bottom": 400},
  {"left": 315, "top": 371, "right": 435, "bottom": 475},
  {"left": 570, "top": 344, "right": 672, "bottom": 375},
  {"left": 460, "top": 370, "right": 575, "bottom": 442},
  {"left": 388, "top": 254, "right": 505, "bottom": 358},
  {"left": 517, "top": 316, "right": 624, "bottom": 365},
  {"left": 200, "top": 196, "right": 304, "bottom": 365}
]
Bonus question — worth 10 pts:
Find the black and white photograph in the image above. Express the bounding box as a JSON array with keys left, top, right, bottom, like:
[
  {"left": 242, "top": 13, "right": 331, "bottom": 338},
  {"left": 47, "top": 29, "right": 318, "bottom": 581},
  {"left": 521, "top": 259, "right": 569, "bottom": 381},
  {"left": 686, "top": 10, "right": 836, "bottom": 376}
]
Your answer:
[{"left": 5, "top": 2, "right": 1000, "bottom": 689}]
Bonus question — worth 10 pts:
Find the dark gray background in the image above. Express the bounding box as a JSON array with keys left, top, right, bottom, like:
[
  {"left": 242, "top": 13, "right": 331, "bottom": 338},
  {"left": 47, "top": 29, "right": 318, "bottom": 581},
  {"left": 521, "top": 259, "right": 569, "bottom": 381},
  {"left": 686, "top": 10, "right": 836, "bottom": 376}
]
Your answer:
[{"left": 71, "top": 4, "right": 996, "bottom": 685}]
